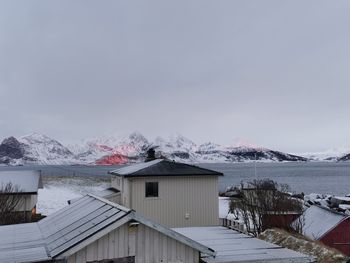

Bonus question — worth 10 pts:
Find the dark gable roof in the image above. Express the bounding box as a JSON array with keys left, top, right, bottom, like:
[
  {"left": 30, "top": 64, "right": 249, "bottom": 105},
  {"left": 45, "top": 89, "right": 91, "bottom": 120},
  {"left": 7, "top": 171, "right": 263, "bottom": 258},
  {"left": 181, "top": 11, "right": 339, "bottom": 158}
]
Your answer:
[{"left": 109, "top": 159, "right": 223, "bottom": 178}]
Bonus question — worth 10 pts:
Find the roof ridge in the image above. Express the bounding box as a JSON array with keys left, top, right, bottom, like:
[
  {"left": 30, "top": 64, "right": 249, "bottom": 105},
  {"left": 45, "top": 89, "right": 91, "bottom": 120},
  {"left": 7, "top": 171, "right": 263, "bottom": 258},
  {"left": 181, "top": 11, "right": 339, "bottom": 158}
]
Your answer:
[
  {"left": 128, "top": 159, "right": 164, "bottom": 176},
  {"left": 170, "top": 161, "right": 223, "bottom": 175},
  {"left": 313, "top": 204, "right": 349, "bottom": 217},
  {"left": 109, "top": 159, "right": 163, "bottom": 176},
  {"left": 109, "top": 159, "right": 223, "bottom": 177},
  {"left": 87, "top": 194, "right": 132, "bottom": 213}
]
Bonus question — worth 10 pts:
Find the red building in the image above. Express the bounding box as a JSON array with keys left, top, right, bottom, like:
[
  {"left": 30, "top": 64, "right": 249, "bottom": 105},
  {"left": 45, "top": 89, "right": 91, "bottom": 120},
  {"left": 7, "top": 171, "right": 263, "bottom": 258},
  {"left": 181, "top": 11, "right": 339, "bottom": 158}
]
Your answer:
[{"left": 302, "top": 205, "right": 350, "bottom": 256}]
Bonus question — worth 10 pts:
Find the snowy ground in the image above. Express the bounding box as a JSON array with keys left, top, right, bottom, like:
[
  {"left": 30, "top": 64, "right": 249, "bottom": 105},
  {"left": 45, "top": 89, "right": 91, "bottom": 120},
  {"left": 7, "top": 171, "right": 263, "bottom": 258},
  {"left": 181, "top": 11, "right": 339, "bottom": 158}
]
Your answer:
[{"left": 37, "top": 176, "right": 109, "bottom": 215}]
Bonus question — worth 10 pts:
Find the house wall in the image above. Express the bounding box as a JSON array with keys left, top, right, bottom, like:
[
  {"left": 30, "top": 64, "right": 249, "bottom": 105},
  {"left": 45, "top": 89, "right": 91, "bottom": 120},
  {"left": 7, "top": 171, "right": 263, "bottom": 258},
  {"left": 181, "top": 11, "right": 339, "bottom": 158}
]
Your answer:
[
  {"left": 135, "top": 224, "right": 199, "bottom": 263},
  {"left": 130, "top": 176, "right": 219, "bottom": 227},
  {"left": 66, "top": 222, "right": 200, "bottom": 263},
  {"left": 111, "top": 176, "right": 122, "bottom": 192},
  {"left": 67, "top": 223, "right": 131, "bottom": 263},
  {"left": 262, "top": 213, "right": 301, "bottom": 231},
  {"left": 14, "top": 194, "right": 37, "bottom": 212},
  {"left": 111, "top": 176, "right": 130, "bottom": 207},
  {"left": 105, "top": 193, "right": 121, "bottom": 204},
  {"left": 320, "top": 218, "right": 350, "bottom": 256}
]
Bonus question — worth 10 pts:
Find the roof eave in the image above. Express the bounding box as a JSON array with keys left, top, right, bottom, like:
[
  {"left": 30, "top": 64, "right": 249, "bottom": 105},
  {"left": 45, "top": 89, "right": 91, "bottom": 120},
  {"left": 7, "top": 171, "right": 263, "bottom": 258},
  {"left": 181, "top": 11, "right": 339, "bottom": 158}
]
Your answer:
[{"left": 123, "top": 173, "right": 222, "bottom": 178}]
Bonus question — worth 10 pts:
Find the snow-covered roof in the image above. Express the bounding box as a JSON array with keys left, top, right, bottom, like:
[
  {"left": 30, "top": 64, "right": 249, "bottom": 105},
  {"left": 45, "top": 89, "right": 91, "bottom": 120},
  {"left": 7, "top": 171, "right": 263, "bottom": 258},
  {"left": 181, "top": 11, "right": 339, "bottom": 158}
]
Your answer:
[
  {"left": 173, "top": 226, "right": 312, "bottom": 263},
  {"left": 0, "top": 194, "right": 214, "bottom": 263},
  {"left": 110, "top": 159, "right": 163, "bottom": 175},
  {"left": 302, "top": 205, "right": 349, "bottom": 240},
  {"left": 109, "top": 159, "right": 223, "bottom": 177},
  {"left": 0, "top": 170, "right": 43, "bottom": 193},
  {"left": 0, "top": 223, "right": 48, "bottom": 263}
]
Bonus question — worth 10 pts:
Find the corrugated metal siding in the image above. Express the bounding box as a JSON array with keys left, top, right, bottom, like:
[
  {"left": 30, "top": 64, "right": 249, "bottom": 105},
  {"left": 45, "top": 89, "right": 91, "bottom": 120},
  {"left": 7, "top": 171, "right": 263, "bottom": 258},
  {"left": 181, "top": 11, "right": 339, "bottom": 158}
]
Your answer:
[
  {"left": 111, "top": 176, "right": 122, "bottom": 192},
  {"left": 130, "top": 176, "right": 219, "bottom": 227},
  {"left": 67, "top": 224, "right": 132, "bottom": 263},
  {"left": 68, "top": 223, "right": 200, "bottom": 263},
  {"left": 135, "top": 224, "right": 199, "bottom": 263},
  {"left": 113, "top": 176, "right": 131, "bottom": 207}
]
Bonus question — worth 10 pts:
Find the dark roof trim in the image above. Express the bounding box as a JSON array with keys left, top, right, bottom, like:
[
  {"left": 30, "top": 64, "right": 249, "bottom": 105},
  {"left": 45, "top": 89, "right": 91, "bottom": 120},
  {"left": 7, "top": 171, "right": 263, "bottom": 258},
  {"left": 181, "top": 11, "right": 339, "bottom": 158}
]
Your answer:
[
  {"left": 109, "top": 159, "right": 223, "bottom": 177},
  {"left": 168, "top": 162, "right": 224, "bottom": 176},
  {"left": 0, "top": 191, "right": 38, "bottom": 195},
  {"left": 123, "top": 173, "right": 223, "bottom": 178}
]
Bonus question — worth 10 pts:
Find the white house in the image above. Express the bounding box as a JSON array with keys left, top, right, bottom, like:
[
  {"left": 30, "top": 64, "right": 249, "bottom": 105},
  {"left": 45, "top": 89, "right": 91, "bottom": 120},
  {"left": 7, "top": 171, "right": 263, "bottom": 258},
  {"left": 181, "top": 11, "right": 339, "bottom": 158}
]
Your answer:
[
  {"left": 0, "top": 170, "right": 43, "bottom": 222},
  {"left": 109, "top": 159, "right": 223, "bottom": 227}
]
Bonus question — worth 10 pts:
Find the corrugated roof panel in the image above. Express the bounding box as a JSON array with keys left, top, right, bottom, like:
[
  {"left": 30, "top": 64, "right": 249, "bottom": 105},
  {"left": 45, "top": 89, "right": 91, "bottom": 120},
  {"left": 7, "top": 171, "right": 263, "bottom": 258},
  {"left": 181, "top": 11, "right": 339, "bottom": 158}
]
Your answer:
[
  {"left": 46, "top": 206, "right": 121, "bottom": 248},
  {"left": 39, "top": 199, "right": 106, "bottom": 237},
  {"left": 39, "top": 195, "right": 93, "bottom": 225},
  {"left": 49, "top": 209, "right": 128, "bottom": 257},
  {"left": 174, "top": 227, "right": 313, "bottom": 263},
  {"left": 45, "top": 205, "right": 112, "bottom": 244},
  {"left": 0, "top": 223, "right": 50, "bottom": 263},
  {"left": 0, "top": 247, "right": 49, "bottom": 263}
]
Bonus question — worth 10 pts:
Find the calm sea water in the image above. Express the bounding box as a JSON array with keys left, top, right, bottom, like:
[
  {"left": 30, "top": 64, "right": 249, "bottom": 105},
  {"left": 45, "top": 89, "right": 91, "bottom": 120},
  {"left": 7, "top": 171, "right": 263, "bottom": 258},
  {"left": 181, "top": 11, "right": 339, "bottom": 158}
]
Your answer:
[{"left": 1, "top": 162, "right": 350, "bottom": 195}]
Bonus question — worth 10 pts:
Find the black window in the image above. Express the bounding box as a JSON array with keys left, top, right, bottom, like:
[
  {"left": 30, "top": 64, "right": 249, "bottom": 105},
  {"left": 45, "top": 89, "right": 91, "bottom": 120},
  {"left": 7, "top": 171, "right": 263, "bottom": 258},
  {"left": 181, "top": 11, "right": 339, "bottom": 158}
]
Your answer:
[{"left": 145, "top": 182, "right": 158, "bottom": 197}]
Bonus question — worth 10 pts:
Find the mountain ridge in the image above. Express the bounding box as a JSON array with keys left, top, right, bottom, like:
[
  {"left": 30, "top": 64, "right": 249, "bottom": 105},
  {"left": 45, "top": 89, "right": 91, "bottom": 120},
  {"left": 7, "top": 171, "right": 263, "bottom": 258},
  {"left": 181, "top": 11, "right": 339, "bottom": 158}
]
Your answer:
[{"left": 0, "top": 132, "right": 344, "bottom": 165}]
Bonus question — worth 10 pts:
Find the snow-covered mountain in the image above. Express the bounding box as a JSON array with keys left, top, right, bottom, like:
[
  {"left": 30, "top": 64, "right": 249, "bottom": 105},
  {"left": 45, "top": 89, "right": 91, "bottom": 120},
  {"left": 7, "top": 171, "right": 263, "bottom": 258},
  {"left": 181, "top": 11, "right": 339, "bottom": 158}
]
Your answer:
[
  {"left": 296, "top": 147, "right": 350, "bottom": 161},
  {"left": 0, "top": 132, "right": 309, "bottom": 165},
  {"left": 154, "top": 134, "right": 198, "bottom": 162},
  {"left": 19, "top": 133, "right": 75, "bottom": 164},
  {"left": 68, "top": 132, "right": 149, "bottom": 165},
  {"left": 0, "top": 133, "right": 76, "bottom": 165}
]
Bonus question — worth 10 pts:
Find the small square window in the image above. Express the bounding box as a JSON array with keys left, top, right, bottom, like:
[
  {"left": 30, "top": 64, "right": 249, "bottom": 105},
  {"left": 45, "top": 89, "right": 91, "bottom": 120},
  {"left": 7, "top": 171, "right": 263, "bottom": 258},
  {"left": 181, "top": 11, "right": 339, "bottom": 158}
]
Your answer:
[{"left": 145, "top": 182, "right": 158, "bottom": 198}]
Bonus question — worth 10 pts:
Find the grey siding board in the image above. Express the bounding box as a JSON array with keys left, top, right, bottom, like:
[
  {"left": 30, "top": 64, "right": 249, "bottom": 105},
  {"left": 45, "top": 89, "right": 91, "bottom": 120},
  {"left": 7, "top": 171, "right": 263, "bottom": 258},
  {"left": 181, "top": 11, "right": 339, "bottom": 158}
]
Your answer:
[
  {"left": 135, "top": 224, "right": 199, "bottom": 263},
  {"left": 68, "top": 224, "right": 132, "bottom": 263},
  {"left": 68, "top": 222, "right": 201, "bottom": 263},
  {"left": 130, "top": 176, "right": 219, "bottom": 227}
]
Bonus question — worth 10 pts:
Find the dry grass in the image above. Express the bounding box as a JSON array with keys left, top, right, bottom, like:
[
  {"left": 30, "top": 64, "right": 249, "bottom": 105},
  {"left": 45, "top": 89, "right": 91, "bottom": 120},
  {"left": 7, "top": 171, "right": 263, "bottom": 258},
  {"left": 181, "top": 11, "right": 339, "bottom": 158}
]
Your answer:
[{"left": 259, "top": 228, "right": 348, "bottom": 263}]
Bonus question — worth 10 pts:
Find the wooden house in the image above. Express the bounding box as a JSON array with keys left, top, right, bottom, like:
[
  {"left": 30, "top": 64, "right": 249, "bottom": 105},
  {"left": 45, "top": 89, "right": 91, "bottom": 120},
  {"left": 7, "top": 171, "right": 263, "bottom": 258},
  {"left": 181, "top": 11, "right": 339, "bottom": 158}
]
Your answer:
[
  {"left": 302, "top": 205, "right": 350, "bottom": 256},
  {"left": 0, "top": 170, "right": 43, "bottom": 223},
  {"left": 109, "top": 159, "right": 223, "bottom": 227}
]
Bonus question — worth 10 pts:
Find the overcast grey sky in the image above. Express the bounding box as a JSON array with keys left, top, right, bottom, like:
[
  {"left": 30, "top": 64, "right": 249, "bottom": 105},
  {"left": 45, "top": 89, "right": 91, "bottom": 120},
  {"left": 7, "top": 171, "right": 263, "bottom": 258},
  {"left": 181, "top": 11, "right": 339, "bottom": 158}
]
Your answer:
[{"left": 0, "top": 0, "right": 350, "bottom": 152}]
